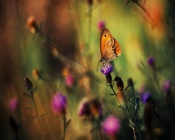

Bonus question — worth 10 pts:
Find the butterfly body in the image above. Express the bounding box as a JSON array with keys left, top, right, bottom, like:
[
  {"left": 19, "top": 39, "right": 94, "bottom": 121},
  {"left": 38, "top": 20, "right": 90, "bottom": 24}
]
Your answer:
[{"left": 100, "top": 28, "right": 122, "bottom": 64}]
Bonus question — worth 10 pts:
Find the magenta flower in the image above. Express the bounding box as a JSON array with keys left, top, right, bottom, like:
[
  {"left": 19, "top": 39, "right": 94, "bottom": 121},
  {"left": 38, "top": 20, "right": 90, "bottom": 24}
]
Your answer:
[
  {"left": 51, "top": 92, "right": 67, "bottom": 115},
  {"left": 65, "top": 74, "right": 73, "bottom": 87},
  {"left": 162, "top": 80, "right": 172, "bottom": 93},
  {"left": 9, "top": 97, "right": 18, "bottom": 112},
  {"left": 102, "top": 115, "right": 120, "bottom": 136},
  {"left": 101, "top": 64, "right": 113, "bottom": 76},
  {"left": 147, "top": 56, "right": 155, "bottom": 68},
  {"left": 98, "top": 20, "right": 105, "bottom": 32}
]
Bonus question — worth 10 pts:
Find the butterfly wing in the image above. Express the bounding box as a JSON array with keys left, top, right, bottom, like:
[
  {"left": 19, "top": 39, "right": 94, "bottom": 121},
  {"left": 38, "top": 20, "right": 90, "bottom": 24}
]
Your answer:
[
  {"left": 100, "top": 28, "right": 110, "bottom": 58},
  {"left": 100, "top": 28, "right": 122, "bottom": 62},
  {"left": 102, "top": 37, "right": 116, "bottom": 62},
  {"left": 113, "top": 38, "right": 122, "bottom": 57},
  {"left": 100, "top": 28, "right": 114, "bottom": 62}
]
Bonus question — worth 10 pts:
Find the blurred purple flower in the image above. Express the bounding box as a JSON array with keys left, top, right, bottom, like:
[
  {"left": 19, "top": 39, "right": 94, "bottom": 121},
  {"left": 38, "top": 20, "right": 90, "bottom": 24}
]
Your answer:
[
  {"left": 102, "top": 115, "right": 120, "bottom": 136},
  {"left": 162, "top": 80, "right": 172, "bottom": 93},
  {"left": 51, "top": 92, "right": 67, "bottom": 115},
  {"left": 90, "top": 98, "right": 103, "bottom": 120},
  {"left": 78, "top": 98, "right": 91, "bottom": 117},
  {"left": 147, "top": 56, "right": 155, "bottom": 68},
  {"left": 98, "top": 20, "right": 105, "bottom": 32},
  {"left": 78, "top": 98, "right": 103, "bottom": 120},
  {"left": 86, "top": 0, "right": 93, "bottom": 5},
  {"left": 101, "top": 64, "right": 113, "bottom": 76},
  {"left": 141, "top": 92, "right": 150, "bottom": 104},
  {"left": 9, "top": 97, "right": 18, "bottom": 112},
  {"left": 65, "top": 74, "right": 73, "bottom": 87}
]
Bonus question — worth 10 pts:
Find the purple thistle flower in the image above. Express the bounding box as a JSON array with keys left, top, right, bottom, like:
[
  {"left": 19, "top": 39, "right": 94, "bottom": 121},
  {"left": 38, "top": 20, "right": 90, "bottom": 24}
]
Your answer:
[
  {"left": 102, "top": 115, "right": 120, "bottom": 136},
  {"left": 51, "top": 92, "right": 67, "bottom": 115},
  {"left": 101, "top": 64, "right": 113, "bottom": 76},
  {"left": 141, "top": 92, "right": 151, "bottom": 104},
  {"left": 147, "top": 56, "right": 155, "bottom": 68},
  {"left": 78, "top": 98, "right": 91, "bottom": 117},
  {"left": 9, "top": 97, "right": 18, "bottom": 112},
  {"left": 162, "top": 80, "right": 172, "bottom": 93},
  {"left": 98, "top": 20, "right": 105, "bottom": 32}
]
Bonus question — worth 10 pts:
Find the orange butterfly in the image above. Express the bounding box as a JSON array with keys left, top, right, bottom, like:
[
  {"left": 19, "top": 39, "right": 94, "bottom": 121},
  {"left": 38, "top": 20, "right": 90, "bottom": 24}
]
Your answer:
[{"left": 100, "top": 28, "right": 122, "bottom": 64}]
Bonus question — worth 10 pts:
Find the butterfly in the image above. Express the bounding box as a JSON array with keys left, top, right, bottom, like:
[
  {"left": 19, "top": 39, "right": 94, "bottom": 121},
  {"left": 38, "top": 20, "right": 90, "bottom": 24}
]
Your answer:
[{"left": 100, "top": 28, "right": 122, "bottom": 64}]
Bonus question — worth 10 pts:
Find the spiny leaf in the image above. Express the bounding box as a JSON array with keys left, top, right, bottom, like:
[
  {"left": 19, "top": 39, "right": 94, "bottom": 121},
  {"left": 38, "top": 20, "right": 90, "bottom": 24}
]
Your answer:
[
  {"left": 118, "top": 106, "right": 126, "bottom": 110},
  {"left": 40, "top": 113, "right": 47, "bottom": 118},
  {"left": 66, "top": 119, "right": 71, "bottom": 128}
]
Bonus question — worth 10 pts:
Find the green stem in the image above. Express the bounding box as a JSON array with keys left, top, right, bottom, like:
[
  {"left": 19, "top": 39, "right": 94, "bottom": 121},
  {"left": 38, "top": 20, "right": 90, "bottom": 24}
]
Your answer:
[
  {"left": 88, "top": 5, "right": 92, "bottom": 49},
  {"left": 132, "top": 128, "right": 137, "bottom": 140},
  {"left": 130, "top": 85, "right": 140, "bottom": 140},
  {"left": 123, "top": 91, "right": 132, "bottom": 123},
  {"left": 153, "top": 71, "right": 164, "bottom": 97},
  {"left": 98, "top": 121, "right": 103, "bottom": 140},
  {"left": 109, "top": 84, "right": 133, "bottom": 127},
  {"left": 31, "top": 93, "right": 43, "bottom": 137},
  {"left": 62, "top": 113, "right": 66, "bottom": 140},
  {"left": 132, "top": 0, "right": 153, "bottom": 21}
]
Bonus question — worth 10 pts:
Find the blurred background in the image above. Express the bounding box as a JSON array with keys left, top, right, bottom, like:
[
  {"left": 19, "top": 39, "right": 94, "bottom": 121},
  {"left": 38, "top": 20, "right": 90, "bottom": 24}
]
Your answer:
[{"left": 1, "top": 0, "right": 175, "bottom": 139}]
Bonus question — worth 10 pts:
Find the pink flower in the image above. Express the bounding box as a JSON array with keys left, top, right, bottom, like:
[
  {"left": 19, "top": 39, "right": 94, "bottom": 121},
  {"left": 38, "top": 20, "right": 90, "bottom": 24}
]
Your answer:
[
  {"left": 98, "top": 20, "right": 105, "bottom": 32},
  {"left": 51, "top": 93, "right": 67, "bottom": 115},
  {"left": 65, "top": 74, "right": 73, "bottom": 87},
  {"left": 147, "top": 56, "right": 155, "bottom": 69},
  {"left": 102, "top": 115, "right": 120, "bottom": 136},
  {"left": 162, "top": 80, "right": 172, "bottom": 93},
  {"left": 9, "top": 97, "right": 18, "bottom": 112}
]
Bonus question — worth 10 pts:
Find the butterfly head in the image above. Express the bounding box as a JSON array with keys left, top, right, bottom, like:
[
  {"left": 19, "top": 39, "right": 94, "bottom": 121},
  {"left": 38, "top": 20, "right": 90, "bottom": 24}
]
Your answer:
[
  {"left": 96, "top": 58, "right": 108, "bottom": 72},
  {"left": 100, "top": 57, "right": 107, "bottom": 63}
]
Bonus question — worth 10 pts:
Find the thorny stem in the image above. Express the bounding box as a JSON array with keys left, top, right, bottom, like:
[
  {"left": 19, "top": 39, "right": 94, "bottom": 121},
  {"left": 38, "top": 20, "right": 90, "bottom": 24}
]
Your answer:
[
  {"left": 109, "top": 83, "right": 117, "bottom": 96},
  {"left": 132, "top": 128, "right": 137, "bottom": 140},
  {"left": 109, "top": 83, "right": 133, "bottom": 128},
  {"left": 131, "top": 0, "right": 153, "bottom": 22},
  {"left": 130, "top": 84, "right": 140, "bottom": 140},
  {"left": 88, "top": 5, "right": 92, "bottom": 49},
  {"left": 122, "top": 91, "right": 132, "bottom": 123},
  {"left": 98, "top": 122, "right": 103, "bottom": 140},
  {"left": 153, "top": 71, "right": 164, "bottom": 97},
  {"left": 134, "top": 100, "right": 140, "bottom": 140},
  {"left": 109, "top": 78, "right": 141, "bottom": 140},
  {"left": 113, "top": 80, "right": 140, "bottom": 140},
  {"left": 31, "top": 93, "right": 43, "bottom": 138},
  {"left": 166, "top": 92, "right": 175, "bottom": 138}
]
